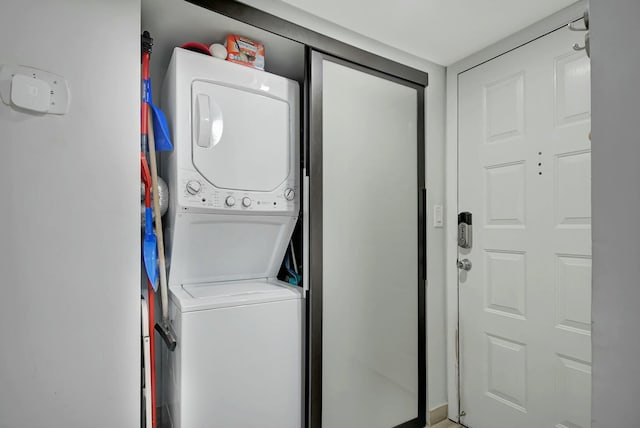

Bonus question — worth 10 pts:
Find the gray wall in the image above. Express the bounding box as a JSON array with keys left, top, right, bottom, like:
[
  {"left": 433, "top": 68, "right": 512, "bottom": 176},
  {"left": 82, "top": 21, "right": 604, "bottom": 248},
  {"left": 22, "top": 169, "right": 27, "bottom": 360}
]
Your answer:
[
  {"left": 0, "top": 1, "right": 140, "bottom": 427},
  {"left": 591, "top": 0, "right": 640, "bottom": 426}
]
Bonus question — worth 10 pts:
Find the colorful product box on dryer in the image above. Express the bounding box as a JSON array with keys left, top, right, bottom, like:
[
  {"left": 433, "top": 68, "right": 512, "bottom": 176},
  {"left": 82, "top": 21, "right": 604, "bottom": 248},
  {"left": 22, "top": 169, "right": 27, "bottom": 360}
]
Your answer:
[{"left": 225, "top": 34, "right": 265, "bottom": 70}]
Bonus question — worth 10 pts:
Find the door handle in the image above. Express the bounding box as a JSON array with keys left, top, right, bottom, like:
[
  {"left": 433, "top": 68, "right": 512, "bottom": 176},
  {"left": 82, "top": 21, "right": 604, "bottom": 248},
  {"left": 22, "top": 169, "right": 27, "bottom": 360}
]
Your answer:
[
  {"left": 457, "top": 259, "right": 472, "bottom": 272},
  {"left": 194, "top": 93, "right": 211, "bottom": 148}
]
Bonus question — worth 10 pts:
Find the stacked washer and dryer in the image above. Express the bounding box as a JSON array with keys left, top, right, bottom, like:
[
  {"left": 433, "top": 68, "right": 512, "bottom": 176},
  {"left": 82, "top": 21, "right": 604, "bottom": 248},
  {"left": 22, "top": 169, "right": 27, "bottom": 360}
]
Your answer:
[{"left": 161, "top": 48, "right": 302, "bottom": 428}]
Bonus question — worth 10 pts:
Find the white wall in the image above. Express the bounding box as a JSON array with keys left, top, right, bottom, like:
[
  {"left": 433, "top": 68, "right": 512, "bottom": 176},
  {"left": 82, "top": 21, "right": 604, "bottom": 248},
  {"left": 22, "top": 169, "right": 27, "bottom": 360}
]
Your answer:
[
  {"left": 0, "top": 1, "right": 140, "bottom": 427},
  {"left": 237, "top": 0, "right": 449, "bottom": 411},
  {"left": 425, "top": 74, "right": 448, "bottom": 411},
  {"left": 590, "top": 1, "right": 640, "bottom": 426}
]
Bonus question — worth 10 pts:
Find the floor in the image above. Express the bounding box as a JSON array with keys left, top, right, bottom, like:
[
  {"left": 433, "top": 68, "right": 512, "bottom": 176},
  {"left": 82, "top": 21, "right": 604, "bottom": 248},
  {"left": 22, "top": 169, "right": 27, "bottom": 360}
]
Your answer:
[
  {"left": 157, "top": 405, "right": 463, "bottom": 428},
  {"left": 432, "top": 420, "right": 462, "bottom": 428}
]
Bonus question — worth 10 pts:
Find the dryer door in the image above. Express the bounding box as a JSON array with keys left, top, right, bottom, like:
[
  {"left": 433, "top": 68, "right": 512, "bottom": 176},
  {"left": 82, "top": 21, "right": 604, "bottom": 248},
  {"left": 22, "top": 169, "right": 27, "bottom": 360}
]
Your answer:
[{"left": 191, "top": 80, "right": 291, "bottom": 192}]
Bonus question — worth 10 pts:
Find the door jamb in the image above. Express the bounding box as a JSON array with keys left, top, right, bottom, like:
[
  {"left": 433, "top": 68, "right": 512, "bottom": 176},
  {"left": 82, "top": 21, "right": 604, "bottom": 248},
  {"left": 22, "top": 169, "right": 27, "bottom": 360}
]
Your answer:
[{"left": 444, "top": 1, "right": 588, "bottom": 422}]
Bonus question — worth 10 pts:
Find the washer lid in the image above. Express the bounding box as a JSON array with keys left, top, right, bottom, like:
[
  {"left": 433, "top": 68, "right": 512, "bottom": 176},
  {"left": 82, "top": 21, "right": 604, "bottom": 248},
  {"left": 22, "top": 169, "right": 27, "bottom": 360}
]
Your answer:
[
  {"left": 172, "top": 280, "right": 301, "bottom": 312},
  {"left": 167, "top": 213, "right": 297, "bottom": 286},
  {"left": 191, "top": 79, "right": 291, "bottom": 192}
]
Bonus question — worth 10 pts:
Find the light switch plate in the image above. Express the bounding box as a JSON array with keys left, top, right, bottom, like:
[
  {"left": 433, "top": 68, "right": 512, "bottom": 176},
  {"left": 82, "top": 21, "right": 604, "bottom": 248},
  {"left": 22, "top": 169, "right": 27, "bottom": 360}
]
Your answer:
[
  {"left": 0, "top": 65, "right": 69, "bottom": 114},
  {"left": 433, "top": 205, "right": 444, "bottom": 228}
]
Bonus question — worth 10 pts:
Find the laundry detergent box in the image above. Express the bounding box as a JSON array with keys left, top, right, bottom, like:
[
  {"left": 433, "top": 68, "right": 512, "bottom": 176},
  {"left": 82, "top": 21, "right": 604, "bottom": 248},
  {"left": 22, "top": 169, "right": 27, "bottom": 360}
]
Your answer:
[{"left": 225, "top": 34, "right": 265, "bottom": 70}]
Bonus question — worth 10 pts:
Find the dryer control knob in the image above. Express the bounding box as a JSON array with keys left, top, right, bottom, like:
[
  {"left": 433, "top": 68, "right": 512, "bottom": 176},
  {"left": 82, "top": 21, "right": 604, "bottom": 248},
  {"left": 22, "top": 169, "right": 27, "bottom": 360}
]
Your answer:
[
  {"left": 186, "top": 180, "right": 202, "bottom": 195},
  {"left": 284, "top": 188, "right": 295, "bottom": 201},
  {"left": 225, "top": 196, "right": 236, "bottom": 207},
  {"left": 242, "top": 197, "right": 252, "bottom": 208}
]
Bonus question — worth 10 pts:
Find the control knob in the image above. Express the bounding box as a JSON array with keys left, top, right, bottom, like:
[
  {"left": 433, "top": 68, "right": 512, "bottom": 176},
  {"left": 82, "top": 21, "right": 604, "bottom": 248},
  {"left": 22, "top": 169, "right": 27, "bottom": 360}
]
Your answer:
[
  {"left": 284, "top": 188, "right": 295, "bottom": 201},
  {"left": 242, "top": 197, "right": 252, "bottom": 208},
  {"left": 225, "top": 196, "right": 236, "bottom": 207},
  {"left": 186, "top": 180, "right": 201, "bottom": 195}
]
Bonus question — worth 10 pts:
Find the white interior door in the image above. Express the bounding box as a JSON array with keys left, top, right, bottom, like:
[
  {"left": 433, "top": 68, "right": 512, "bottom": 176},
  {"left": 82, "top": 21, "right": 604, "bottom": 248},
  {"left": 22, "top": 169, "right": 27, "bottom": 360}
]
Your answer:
[{"left": 458, "top": 27, "right": 591, "bottom": 428}]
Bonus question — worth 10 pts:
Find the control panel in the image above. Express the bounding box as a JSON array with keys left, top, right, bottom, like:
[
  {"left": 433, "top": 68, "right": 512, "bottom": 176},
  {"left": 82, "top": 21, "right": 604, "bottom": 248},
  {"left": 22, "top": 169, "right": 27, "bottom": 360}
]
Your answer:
[{"left": 178, "top": 172, "right": 297, "bottom": 214}]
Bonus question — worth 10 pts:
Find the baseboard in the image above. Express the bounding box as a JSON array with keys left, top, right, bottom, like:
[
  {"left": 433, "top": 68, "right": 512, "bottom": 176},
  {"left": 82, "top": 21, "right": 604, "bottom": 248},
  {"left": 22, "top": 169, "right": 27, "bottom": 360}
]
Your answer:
[{"left": 428, "top": 404, "right": 448, "bottom": 426}]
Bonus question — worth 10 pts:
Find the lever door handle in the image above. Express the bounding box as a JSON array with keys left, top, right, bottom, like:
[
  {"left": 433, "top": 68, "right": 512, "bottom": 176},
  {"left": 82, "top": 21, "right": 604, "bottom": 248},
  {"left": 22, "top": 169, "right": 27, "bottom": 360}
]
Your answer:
[{"left": 457, "top": 259, "right": 472, "bottom": 272}]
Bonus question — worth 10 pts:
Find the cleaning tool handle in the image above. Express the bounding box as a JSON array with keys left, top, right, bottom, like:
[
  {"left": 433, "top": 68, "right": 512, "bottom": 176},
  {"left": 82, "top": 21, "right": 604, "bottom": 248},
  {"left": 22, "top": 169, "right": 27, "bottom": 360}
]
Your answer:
[
  {"left": 145, "top": 208, "right": 153, "bottom": 236},
  {"left": 141, "top": 31, "right": 153, "bottom": 138},
  {"left": 140, "top": 154, "right": 152, "bottom": 207},
  {"left": 148, "top": 109, "right": 177, "bottom": 351}
]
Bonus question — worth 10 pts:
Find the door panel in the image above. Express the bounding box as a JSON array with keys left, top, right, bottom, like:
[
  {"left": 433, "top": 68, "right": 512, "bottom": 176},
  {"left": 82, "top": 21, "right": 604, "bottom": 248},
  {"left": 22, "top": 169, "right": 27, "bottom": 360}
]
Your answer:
[
  {"left": 190, "top": 80, "right": 291, "bottom": 192},
  {"left": 458, "top": 27, "right": 591, "bottom": 428},
  {"left": 309, "top": 51, "right": 426, "bottom": 428}
]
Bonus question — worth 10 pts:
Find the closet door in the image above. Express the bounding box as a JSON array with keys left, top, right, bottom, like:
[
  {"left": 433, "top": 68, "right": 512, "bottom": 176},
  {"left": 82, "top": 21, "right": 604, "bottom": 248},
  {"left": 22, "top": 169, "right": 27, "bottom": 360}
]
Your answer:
[{"left": 308, "top": 50, "right": 426, "bottom": 428}]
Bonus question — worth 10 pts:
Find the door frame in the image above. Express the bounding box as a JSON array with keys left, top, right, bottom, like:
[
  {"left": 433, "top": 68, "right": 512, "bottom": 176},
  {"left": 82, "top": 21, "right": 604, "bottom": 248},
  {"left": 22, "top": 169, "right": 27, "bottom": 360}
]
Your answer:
[
  {"left": 309, "top": 49, "right": 427, "bottom": 428},
  {"left": 444, "top": 1, "right": 588, "bottom": 422},
  {"left": 180, "top": 3, "right": 429, "bottom": 427}
]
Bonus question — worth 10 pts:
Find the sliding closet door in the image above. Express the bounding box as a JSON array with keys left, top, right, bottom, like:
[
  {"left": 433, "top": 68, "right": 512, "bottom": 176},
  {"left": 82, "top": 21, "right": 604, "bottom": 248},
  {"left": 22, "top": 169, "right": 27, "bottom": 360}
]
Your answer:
[{"left": 308, "top": 51, "right": 426, "bottom": 428}]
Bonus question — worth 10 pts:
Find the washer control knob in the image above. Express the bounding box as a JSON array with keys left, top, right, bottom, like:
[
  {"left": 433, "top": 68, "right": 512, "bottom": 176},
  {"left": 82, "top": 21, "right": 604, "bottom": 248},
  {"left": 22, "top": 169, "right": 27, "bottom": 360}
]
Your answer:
[
  {"left": 186, "top": 180, "right": 202, "bottom": 195},
  {"left": 225, "top": 196, "right": 236, "bottom": 207},
  {"left": 242, "top": 197, "right": 252, "bottom": 208},
  {"left": 284, "top": 188, "right": 295, "bottom": 201}
]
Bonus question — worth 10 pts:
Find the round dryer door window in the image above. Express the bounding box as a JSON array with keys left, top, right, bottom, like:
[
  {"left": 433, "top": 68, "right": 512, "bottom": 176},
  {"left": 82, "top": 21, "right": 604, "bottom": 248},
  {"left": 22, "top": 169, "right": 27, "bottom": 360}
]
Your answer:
[{"left": 191, "top": 80, "right": 291, "bottom": 192}]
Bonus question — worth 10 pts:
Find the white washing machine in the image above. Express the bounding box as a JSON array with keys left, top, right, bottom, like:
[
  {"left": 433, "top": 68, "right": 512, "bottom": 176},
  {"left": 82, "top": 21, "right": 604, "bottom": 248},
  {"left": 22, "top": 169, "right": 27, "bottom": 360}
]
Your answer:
[{"left": 161, "top": 48, "right": 302, "bottom": 428}]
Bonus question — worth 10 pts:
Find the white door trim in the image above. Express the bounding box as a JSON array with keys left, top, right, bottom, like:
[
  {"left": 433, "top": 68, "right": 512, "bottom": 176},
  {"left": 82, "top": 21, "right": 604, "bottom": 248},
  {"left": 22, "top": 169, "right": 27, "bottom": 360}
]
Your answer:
[{"left": 444, "top": 1, "right": 588, "bottom": 422}]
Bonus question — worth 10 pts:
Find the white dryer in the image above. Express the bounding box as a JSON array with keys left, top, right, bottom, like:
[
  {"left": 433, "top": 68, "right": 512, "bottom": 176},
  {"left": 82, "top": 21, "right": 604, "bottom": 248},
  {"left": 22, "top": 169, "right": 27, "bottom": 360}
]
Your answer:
[{"left": 161, "top": 48, "right": 302, "bottom": 428}]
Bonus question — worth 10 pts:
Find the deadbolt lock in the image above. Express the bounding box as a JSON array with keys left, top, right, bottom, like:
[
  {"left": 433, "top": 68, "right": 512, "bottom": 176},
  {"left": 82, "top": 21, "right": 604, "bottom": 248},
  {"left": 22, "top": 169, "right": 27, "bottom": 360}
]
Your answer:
[{"left": 458, "top": 212, "right": 472, "bottom": 249}]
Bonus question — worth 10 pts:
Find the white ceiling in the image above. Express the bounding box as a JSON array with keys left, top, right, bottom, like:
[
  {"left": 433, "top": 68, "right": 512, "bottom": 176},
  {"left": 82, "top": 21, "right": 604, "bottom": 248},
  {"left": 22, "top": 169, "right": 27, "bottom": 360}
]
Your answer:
[{"left": 276, "top": 0, "right": 578, "bottom": 65}]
